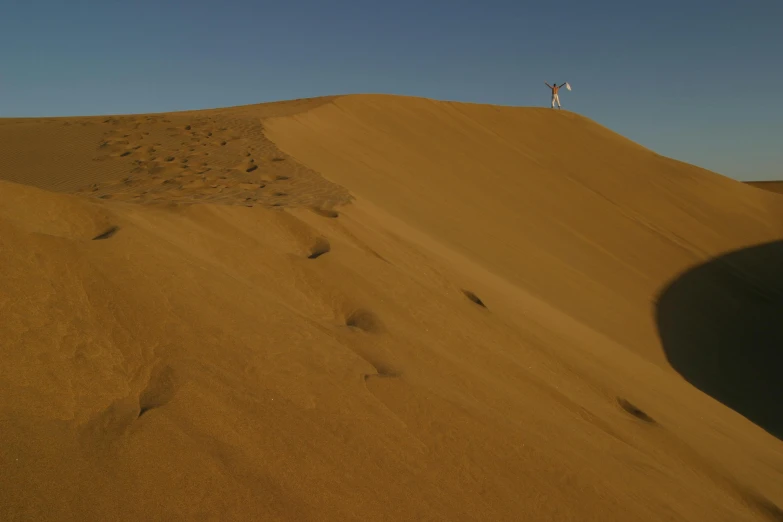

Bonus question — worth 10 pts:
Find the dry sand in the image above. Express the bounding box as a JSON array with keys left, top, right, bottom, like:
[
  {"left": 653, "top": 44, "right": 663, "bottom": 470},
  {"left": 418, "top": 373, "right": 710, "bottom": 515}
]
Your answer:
[{"left": 1, "top": 94, "right": 782, "bottom": 521}]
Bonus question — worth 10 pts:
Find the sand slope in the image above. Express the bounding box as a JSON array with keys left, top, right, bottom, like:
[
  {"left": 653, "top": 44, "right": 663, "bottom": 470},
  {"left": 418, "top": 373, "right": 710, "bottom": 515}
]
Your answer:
[
  {"left": 266, "top": 95, "right": 783, "bottom": 366},
  {"left": 1, "top": 95, "right": 782, "bottom": 521}
]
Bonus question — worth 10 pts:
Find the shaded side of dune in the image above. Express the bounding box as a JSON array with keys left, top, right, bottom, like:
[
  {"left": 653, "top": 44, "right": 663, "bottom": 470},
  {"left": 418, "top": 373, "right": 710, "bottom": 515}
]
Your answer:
[{"left": 656, "top": 240, "right": 783, "bottom": 439}]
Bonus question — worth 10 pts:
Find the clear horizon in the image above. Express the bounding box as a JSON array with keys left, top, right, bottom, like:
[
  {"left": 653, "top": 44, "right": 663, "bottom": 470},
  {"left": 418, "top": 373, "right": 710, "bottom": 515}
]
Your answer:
[{"left": 1, "top": 1, "right": 780, "bottom": 181}]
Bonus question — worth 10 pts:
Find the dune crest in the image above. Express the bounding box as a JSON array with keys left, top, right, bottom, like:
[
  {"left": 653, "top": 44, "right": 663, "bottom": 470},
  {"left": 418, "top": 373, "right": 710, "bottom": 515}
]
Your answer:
[{"left": 1, "top": 95, "right": 782, "bottom": 521}]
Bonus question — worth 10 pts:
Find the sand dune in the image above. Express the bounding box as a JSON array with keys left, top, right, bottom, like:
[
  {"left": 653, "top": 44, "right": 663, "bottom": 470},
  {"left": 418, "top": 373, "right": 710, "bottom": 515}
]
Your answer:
[
  {"left": 748, "top": 181, "right": 783, "bottom": 195},
  {"left": 1, "top": 95, "right": 782, "bottom": 521},
  {"left": 656, "top": 240, "right": 783, "bottom": 439}
]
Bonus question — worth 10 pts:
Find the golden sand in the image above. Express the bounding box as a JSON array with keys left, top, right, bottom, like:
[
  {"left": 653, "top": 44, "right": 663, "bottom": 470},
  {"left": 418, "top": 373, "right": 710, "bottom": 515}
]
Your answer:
[{"left": 1, "top": 95, "right": 781, "bottom": 521}]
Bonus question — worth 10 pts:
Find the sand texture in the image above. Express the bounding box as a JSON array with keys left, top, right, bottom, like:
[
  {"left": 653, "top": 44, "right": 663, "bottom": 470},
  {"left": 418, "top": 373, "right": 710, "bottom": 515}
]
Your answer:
[{"left": 1, "top": 95, "right": 782, "bottom": 521}]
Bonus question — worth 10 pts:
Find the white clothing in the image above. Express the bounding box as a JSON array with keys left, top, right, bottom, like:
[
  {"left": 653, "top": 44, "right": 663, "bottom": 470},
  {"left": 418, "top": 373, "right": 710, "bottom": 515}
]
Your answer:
[{"left": 551, "top": 93, "right": 561, "bottom": 108}]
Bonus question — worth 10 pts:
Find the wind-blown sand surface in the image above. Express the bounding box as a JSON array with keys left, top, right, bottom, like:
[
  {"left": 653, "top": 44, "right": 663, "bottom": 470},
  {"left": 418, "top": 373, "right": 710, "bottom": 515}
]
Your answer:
[{"left": 1, "top": 94, "right": 782, "bottom": 521}]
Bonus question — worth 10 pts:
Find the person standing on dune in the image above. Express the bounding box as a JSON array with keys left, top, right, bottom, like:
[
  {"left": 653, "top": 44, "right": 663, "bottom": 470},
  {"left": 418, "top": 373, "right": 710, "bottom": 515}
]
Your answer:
[{"left": 545, "top": 82, "right": 568, "bottom": 109}]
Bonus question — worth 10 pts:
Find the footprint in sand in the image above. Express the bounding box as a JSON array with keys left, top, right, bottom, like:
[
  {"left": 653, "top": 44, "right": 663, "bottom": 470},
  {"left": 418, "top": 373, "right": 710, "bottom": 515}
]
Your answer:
[
  {"left": 138, "top": 364, "right": 179, "bottom": 418},
  {"left": 92, "top": 226, "right": 120, "bottom": 241},
  {"left": 345, "top": 308, "right": 383, "bottom": 333},
  {"left": 462, "top": 290, "right": 487, "bottom": 309},
  {"left": 617, "top": 398, "right": 655, "bottom": 423},
  {"left": 308, "top": 238, "right": 331, "bottom": 259}
]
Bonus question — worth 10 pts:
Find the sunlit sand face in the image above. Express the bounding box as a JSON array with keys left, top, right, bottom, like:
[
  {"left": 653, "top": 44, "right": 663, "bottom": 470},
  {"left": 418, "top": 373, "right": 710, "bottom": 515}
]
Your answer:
[{"left": 1, "top": 94, "right": 781, "bottom": 521}]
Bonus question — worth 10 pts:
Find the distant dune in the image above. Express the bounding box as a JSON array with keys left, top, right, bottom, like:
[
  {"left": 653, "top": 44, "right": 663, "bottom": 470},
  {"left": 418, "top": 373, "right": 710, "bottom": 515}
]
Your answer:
[
  {"left": 1, "top": 95, "right": 782, "bottom": 521},
  {"left": 748, "top": 180, "right": 783, "bottom": 195}
]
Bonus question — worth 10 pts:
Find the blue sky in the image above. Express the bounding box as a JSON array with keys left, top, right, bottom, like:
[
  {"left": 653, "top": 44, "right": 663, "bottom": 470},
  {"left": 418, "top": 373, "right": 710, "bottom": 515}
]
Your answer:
[{"left": 1, "top": 1, "right": 781, "bottom": 180}]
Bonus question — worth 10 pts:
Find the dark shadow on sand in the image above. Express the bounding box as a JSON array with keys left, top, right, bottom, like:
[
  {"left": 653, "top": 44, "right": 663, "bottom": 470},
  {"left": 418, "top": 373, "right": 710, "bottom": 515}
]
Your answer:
[{"left": 655, "top": 240, "right": 783, "bottom": 440}]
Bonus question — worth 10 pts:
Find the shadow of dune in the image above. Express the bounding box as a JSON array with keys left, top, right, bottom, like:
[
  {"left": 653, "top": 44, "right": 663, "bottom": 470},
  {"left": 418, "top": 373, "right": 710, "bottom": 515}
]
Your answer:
[{"left": 655, "top": 240, "right": 783, "bottom": 440}]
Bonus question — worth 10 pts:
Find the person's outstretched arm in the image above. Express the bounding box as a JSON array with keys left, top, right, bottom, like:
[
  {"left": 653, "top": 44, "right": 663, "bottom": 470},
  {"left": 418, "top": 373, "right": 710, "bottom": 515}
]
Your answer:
[
  {"left": 559, "top": 83, "right": 566, "bottom": 88},
  {"left": 545, "top": 82, "right": 552, "bottom": 88}
]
